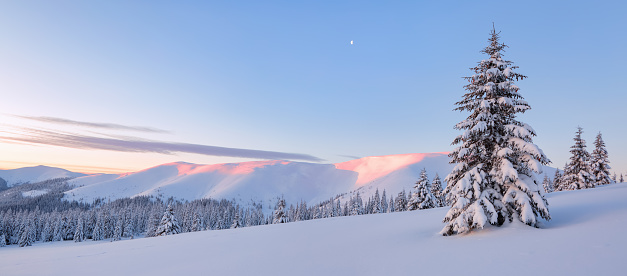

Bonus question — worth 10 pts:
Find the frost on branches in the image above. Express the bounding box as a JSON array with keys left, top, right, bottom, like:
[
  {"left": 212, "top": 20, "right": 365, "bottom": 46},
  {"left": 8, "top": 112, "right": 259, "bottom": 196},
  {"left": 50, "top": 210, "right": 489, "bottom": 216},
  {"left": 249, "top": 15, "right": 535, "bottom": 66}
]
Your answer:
[
  {"left": 591, "top": 132, "right": 612, "bottom": 186},
  {"left": 442, "top": 28, "right": 551, "bottom": 236},
  {"left": 562, "top": 127, "right": 595, "bottom": 190}
]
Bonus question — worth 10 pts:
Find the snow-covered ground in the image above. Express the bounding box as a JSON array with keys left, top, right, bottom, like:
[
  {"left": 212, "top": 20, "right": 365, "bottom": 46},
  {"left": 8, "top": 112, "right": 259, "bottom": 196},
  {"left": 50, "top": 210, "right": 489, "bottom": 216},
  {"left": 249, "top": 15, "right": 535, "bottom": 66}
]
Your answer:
[{"left": 3, "top": 183, "right": 626, "bottom": 276}]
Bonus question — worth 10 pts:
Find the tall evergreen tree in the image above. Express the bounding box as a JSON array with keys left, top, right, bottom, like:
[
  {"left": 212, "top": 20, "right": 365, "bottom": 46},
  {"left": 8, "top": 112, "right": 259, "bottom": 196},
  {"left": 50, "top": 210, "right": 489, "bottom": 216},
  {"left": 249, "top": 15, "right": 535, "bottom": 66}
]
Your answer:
[
  {"left": 591, "top": 132, "right": 612, "bottom": 186},
  {"left": 155, "top": 204, "right": 181, "bottom": 236},
  {"left": 621, "top": 174, "right": 624, "bottom": 183},
  {"left": 562, "top": 127, "right": 594, "bottom": 190},
  {"left": 431, "top": 173, "right": 445, "bottom": 207},
  {"left": 442, "top": 28, "right": 551, "bottom": 236}
]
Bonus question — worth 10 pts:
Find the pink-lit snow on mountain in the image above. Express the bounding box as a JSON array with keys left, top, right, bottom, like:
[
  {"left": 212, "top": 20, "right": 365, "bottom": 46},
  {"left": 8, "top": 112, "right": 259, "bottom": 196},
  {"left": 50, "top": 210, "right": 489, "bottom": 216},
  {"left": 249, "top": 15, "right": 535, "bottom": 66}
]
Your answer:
[{"left": 335, "top": 152, "right": 450, "bottom": 186}]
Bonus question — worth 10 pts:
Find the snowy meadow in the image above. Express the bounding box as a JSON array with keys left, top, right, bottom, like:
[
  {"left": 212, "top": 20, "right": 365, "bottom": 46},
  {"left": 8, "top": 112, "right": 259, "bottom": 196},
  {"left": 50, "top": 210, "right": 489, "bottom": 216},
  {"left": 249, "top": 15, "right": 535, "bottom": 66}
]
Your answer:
[{"left": 2, "top": 183, "right": 626, "bottom": 276}]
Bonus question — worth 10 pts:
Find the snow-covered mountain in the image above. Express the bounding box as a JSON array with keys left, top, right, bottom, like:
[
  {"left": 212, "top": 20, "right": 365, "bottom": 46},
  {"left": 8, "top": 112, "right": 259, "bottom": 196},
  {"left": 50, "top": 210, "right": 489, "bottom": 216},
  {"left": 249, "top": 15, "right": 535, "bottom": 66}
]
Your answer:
[
  {"left": 0, "top": 165, "right": 86, "bottom": 187},
  {"left": 64, "top": 152, "right": 457, "bottom": 206},
  {"left": 3, "top": 152, "right": 557, "bottom": 207}
]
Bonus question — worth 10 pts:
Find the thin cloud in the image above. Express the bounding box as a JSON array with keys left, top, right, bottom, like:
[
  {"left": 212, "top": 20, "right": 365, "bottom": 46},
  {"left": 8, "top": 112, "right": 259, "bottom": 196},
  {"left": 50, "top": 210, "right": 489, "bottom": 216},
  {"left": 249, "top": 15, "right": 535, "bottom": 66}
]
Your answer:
[
  {"left": 0, "top": 128, "right": 324, "bottom": 162},
  {"left": 14, "top": 115, "right": 170, "bottom": 134},
  {"left": 339, "top": 155, "right": 362, "bottom": 160}
]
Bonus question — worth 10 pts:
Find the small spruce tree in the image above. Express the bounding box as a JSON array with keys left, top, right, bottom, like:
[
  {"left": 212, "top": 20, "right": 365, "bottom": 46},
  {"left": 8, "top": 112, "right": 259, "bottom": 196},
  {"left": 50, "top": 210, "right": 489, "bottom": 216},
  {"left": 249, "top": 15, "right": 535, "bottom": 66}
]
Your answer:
[
  {"left": 562, "top": 127, "right": 594, "bottom": 190},
  {"left": 431, "top": 173, "right": 445, "bottom": 207},
  {"left": 542, "top": 174, "right": 553, "bottom": 194},
  {"left": 553, "top": 169, "right": 563, "bottom": 191},
  {"left": 408, "top": 169, "right": 436, "bottom": 210},
  {"left": 155, "top": 204, "right": 181, "bottom": 236},
  {"left": 591, "top": 132, "right": 612, "bottom": 186},
  {"left": 272, "top": 198, "right": 287, "bottom": 224}
]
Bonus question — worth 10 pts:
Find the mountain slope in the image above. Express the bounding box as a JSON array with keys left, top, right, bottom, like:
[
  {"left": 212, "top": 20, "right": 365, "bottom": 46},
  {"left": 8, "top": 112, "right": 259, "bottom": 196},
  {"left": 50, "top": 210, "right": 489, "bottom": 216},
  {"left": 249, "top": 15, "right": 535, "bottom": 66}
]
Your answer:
[
  {"left": 3, "top": 183, "right": 626, "bottom": 275},
  {"left": 4, "top": 152, "right": 557, "bottom": 208},
  {"left": 66, "top": 160, "right": 358, "bottom": 207},
  {"left": 65, "top": 153, "right": 456, "bottom": 206}
]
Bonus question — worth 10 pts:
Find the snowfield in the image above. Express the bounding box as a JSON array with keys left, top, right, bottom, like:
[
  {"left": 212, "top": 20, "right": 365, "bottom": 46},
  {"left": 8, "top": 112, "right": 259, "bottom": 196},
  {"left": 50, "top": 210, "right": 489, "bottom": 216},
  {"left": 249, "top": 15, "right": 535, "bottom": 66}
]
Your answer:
[{"left": 2, "top": 183, "right": 626, "bottom": 276}]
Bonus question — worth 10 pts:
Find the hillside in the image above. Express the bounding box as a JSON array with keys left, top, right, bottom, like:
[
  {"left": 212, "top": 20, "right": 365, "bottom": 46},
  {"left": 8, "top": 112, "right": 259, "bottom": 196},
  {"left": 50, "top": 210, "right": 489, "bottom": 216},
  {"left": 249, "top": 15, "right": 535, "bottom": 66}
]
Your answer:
[
  {"left": 64, "top": 153, "right": 457, "bottom": 206},
  {"left": 0, "top": 152, "right": 560, "bottom": 209},
  {"left": 0, "top": 166, "right": 86, "bottom": 187},
  {"left": 2, "top": 182, "right": 626, "bottom": 275}
]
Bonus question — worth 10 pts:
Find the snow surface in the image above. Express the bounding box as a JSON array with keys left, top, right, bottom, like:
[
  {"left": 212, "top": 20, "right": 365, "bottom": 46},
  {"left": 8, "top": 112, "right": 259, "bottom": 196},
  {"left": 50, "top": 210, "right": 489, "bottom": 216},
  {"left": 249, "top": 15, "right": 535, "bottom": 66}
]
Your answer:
[
  {"left": 0, "top": 166, "right": 85, "bottom": 187},
  {"left": 2, "top": 183, "right": 626, "bottom": 275}
]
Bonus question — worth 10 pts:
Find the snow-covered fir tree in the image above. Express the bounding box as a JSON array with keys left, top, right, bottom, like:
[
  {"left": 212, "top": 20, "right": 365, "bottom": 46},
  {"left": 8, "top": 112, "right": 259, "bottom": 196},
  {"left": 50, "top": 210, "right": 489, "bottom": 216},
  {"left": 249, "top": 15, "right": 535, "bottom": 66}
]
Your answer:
[
  {"left": 155, "top": 204, "right": 181, "bottom": 236},
  {"left": 542, "top": 174, "right": 553, "bottom": 194},
  {"left": 272, "top": 198, "right": 287, "bottom": 224},
  {"left": 381, "top": 190, "right": 388, "bottom": 213},
  {"left": 442, "top": 28, "right": 551, "bottom": 236},
  {"left": 73, "top": 216, "right": 84, "bottom": 242},
  {"left": 18, "top": 219, "right": 32, "bottom": 247},
  {"left": 394, "top": 190, "right": 407, "bottom": 212},
  {"left": 591, "top": 132, "right": 612, "bottom": 186},
  {"left": 92, "top": 212, "right": 105, "bottom": 241},
  {"left": 0, "top": 233, "right": 6, "bottom": 247},
  {"left": 408, "top": 169, "right": 437, "bottom": 210},
  {"left": 612, "top": 173, "right": 617, "bottom": 183},
  {"left": 621, "top": 174, "right": 624, "bottom": 183},
  {"left": 553, "top": 169, "right": 563, "bottom": 192},
  {"left": 231, "top": 209, "right": 242, "bottom": 229},
  {"left": 373, "top": 189, "right": 381, "bottom": 214},
  {"left": 112, "top": 216, "right": 123, "bottom": 241},
  {"left": 123, "top": 209, "right": 134, "bottom": 238},
  {"left": 431, "top": 173, "right": 445, "bottom": 207},
  {"left": 562, "top": 127, "right": 594, "bottom": 190}
]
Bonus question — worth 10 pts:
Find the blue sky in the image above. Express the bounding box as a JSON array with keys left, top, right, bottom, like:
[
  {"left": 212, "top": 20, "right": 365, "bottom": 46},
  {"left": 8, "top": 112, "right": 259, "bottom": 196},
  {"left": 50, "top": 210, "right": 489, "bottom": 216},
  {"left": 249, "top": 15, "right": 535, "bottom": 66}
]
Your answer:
[{"left": 0, "top": 1, "right": 625, "bottom": 174}]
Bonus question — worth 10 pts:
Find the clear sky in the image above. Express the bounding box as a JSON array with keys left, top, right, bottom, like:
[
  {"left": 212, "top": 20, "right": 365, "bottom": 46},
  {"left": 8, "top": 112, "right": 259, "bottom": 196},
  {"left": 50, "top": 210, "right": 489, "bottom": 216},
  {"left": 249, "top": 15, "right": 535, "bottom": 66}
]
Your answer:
[{"left": 0, "top": 0, "right": 625, "bottom": 175}]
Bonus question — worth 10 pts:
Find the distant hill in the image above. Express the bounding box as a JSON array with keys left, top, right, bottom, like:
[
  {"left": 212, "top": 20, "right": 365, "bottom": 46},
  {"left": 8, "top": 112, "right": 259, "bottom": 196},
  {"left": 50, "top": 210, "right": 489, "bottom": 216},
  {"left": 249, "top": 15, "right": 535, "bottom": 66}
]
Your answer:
[{"left": 0, "top": 165, "right": 86, "bottom": 187}]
